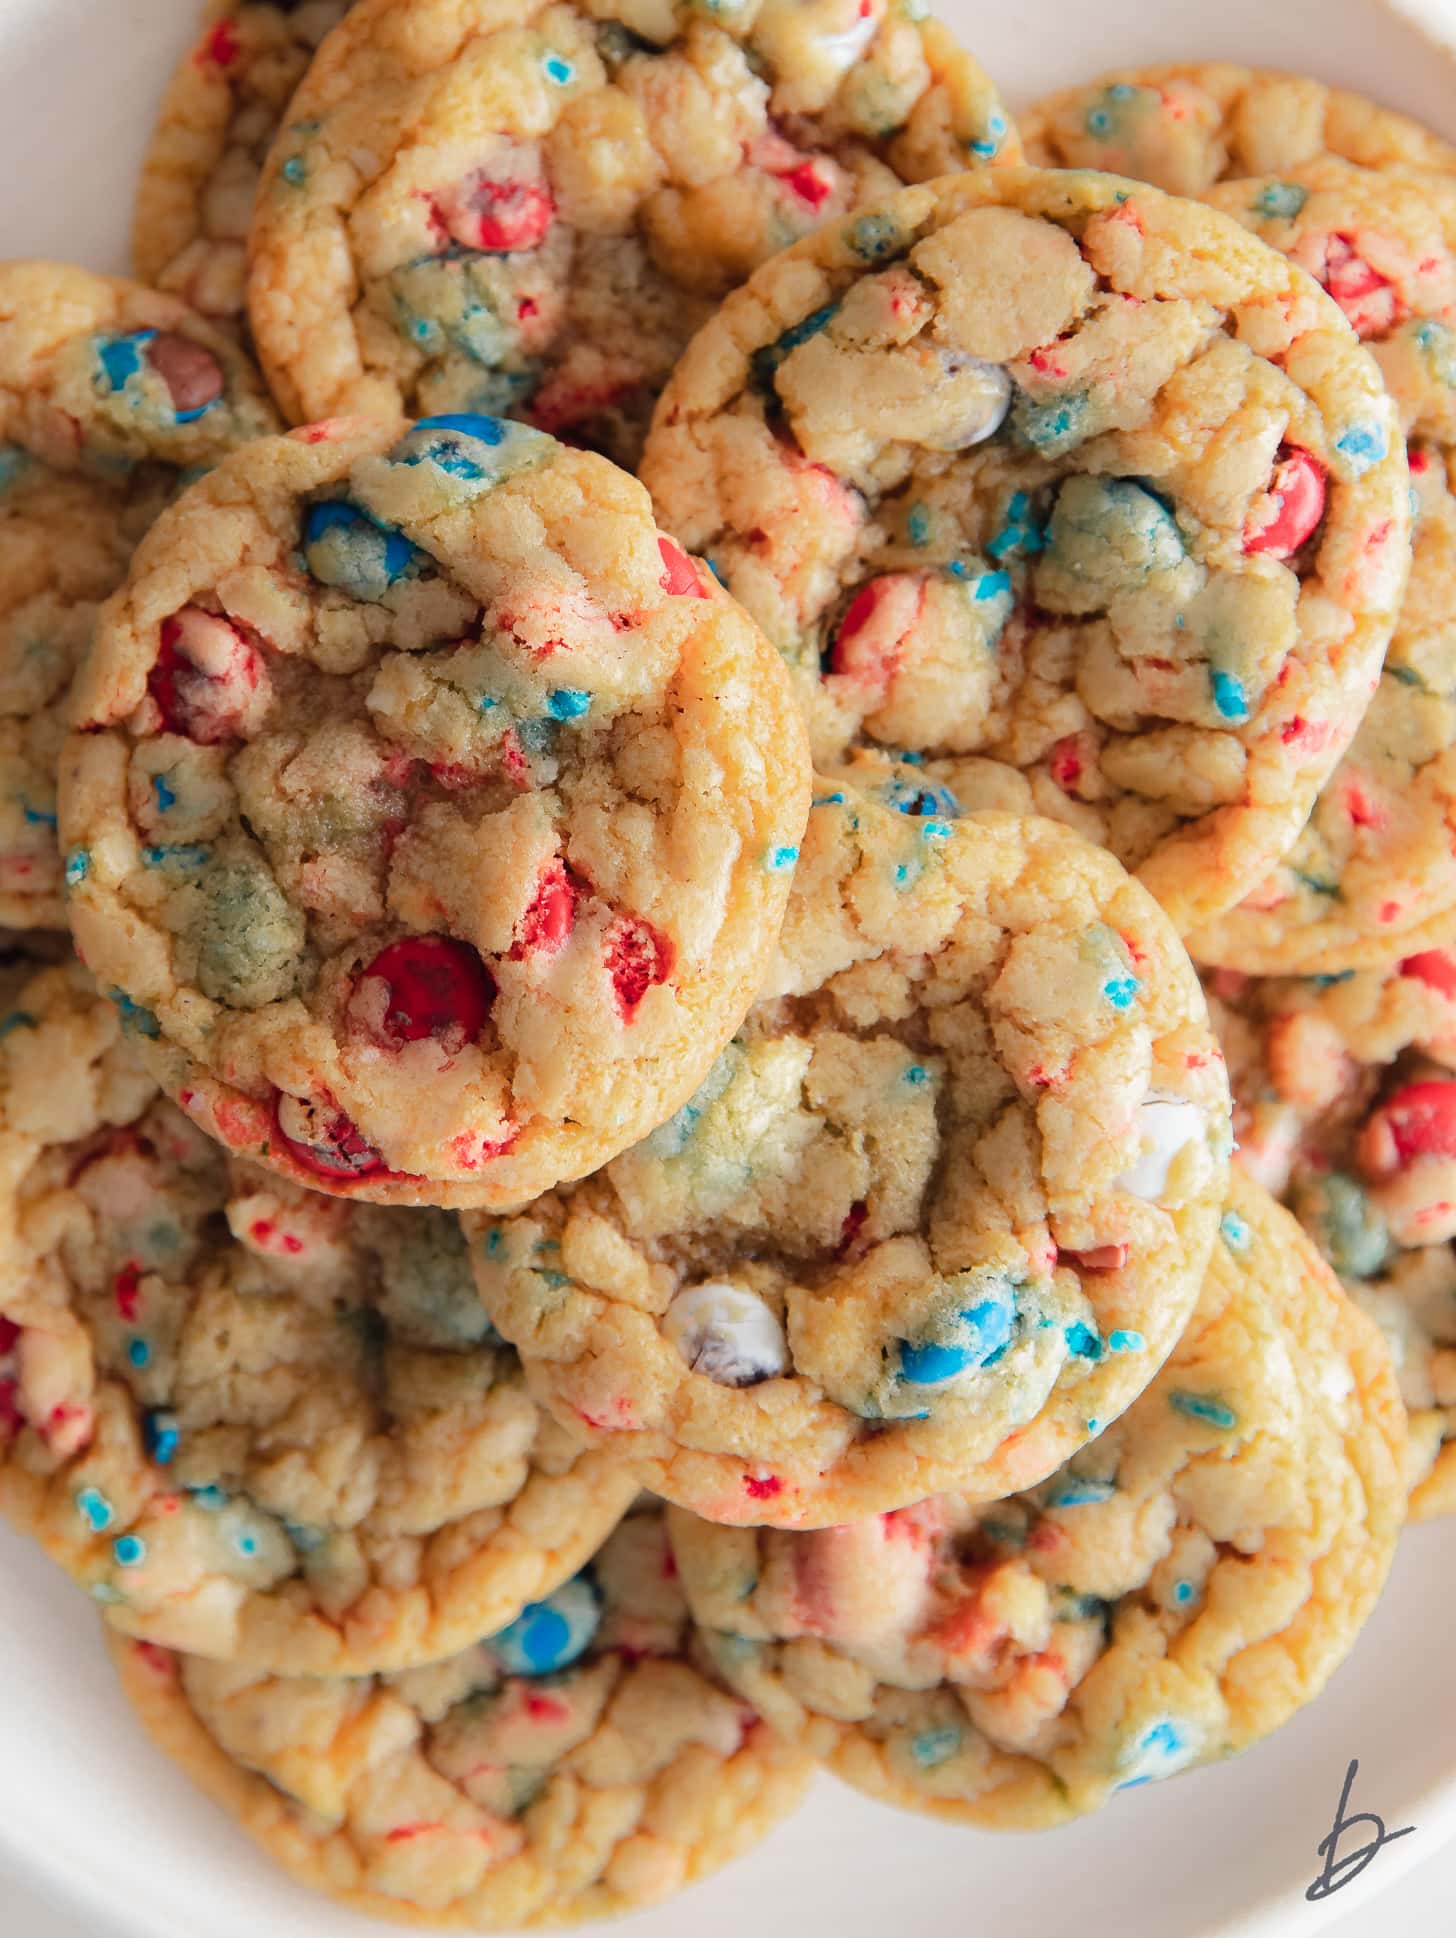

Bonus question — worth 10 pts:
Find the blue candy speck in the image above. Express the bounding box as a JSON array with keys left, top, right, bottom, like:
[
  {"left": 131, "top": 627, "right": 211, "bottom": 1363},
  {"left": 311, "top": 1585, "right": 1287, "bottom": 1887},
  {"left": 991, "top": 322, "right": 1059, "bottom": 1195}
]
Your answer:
[
  {"left": 1336, "top": 422, "right": 1389, "bottom": 473},
  {"left": 113, "top": 1534, "right": 146, "bottom": 1568},
  {"left": 1108, "top": 1329, "right": 1144, "bottom": 1353},
  {"left": 414, "top": 412, "right": 508, "bottom": 444},
  {"left": 1169, "top": 1390, "right": 1237, "bottom": 1430},
  {"left": 1253, "top": 181, "right": 1307, "bottom": 220},
  {"left": 1065, "top": 1321, "right": 1102, "bottom": 1361},
  {"left": 64, "top": 848, "right": 89, "bottom": 887},
  {"left": 77, "top": 1487, "right": 114, "bottom": 1532},
  {"left": 126, "top": 1337, "right": 150, "bottom": 1369},
  {"left": 1220, "top": 1210, "right": 1251, "bottom": 1252},
  {"left": 543, "top": 52, "right": 573, "bottom": 83},
  {"left": 911, "top": 1725, "right": 962, "bottom": 1767},
  {"left": 97, "top": 331, "right": 152, "bottom": 392},
  {"left": 109, "top": 990, "right": 161, "bottom": 1039},
  {"left": 899, "top": 1292, "right": 1014, "bottom": 1386},
  {"left": 491, "top": 1573, "right": 601, "bottom": 1675},
  {"left": 152, "top": 773, "right": 177, "bottom": 813},
  {"left": 144, "top": 1411, "right": 180, "bottom": 1465},
  {"left": 546, "top": 687, "right": 591, "bottom": 721},
  {"left": 142, "top": 843, "right": 210, "bottom": 870},
  {"left": 303, "top": 500, "right": 416, "bottom": 590},
  {"left": 1048, "top": 1477, "right": 1115, "bottom": 1508},
  {"left": 851, "top": 213, "right": 901, "bottom": 261},
  {"left": 1102, "top": 973, "right": 1140, "bottom": 1010},
  {"left": 0, "top": 446, "right": 32, "bottom": 491},
  {"left": 1210, "top": 670, "right": 1249, "bottom": 722},
  {"left": 765, "top": 844, "right": 799, "bottom": 872}
]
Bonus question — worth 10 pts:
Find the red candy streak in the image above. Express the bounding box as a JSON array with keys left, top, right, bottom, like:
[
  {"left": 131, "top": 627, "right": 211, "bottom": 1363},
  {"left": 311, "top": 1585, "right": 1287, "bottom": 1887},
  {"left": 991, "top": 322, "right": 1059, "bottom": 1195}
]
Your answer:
[
  {"left": 1066, "top": 1243, "right": 1128, "bottom": 1271},
  {"left": 1401, "top": 950, "right": 1456, "bottom": 999},
  {"left": 513, "top": 860, "right": 577, "bottom": 957},
  {"left": 825, "top": 575, "right": 925, "bottom": 696},
  {"left": 273, "top": 1093, "right": 384, "bottom": 1183},
  {"left": 352, "top": 936, "right": 494, "bottom": 1052},
  {"left": 781, "top": 161, "right": 835, "bottom": 210},
  {"left": 452, "top": 177, "right": 555, "bottom": 253},
  {"left": 1319, "top": 234, "right": 1402, "bottom": 339},
  {"left": 199, "top": 17, "right": 240, "bottom": 66},
  {"left": 114, "top": 1263, "right": 142, "bottom": 1321},
  {"left": 1243, "top": 447, "right": 1327, "bottom": 559},
  {"left": 604, "top": 917, "right": 673, "bottom": 1020},
  {"left": 1357, "top": 1079, "right": 1456, "bottom": 1177},
  {"left": 657, "top": 535, "right": 706, "bottom": 598},
  {"left": 149, "top": 606, "right": 267, "bottom": 744},
  {"left": 525, "top": 1692, "right": 571, "bottom": 1723}
]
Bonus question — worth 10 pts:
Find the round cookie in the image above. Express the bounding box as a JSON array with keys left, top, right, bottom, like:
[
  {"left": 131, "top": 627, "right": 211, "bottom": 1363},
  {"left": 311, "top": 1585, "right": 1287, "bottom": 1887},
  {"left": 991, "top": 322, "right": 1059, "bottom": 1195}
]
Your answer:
[
  {"left": 1021, "top": 63, "right": 1456, "bottom": 197},
  {"left": 667, "top": 1169, "right": 1407, "bottom": 1828},
  {"left": 1163, "top": 164, "right": 1456, "bottom": 973},
  {"left": 107, "top": 1506, "right": 813, "bottom": 1927},
  {"left": 466, "top": 786, "right": 1231, "bottom": 1528},
  {"left": 0, "top": 959, "right": 642, "bottom": 1670},
  {"left": 1206, "top": 954, "right": 1456, "bottom": 1519},
  {"left": 0, "top": 261, "right": 278, "bottom": 929},
  {"left": 133, "top": 2, "right": 355, "bottom": 332},
  {"left": 638, "top": 169, "right": 1410, "bottom": 936},
  {"left": 59, "top": 413, "right": 809, "bottom": 1208},
  {"left": 246, "top": 0, "right": 1018, "bottom": 465}
]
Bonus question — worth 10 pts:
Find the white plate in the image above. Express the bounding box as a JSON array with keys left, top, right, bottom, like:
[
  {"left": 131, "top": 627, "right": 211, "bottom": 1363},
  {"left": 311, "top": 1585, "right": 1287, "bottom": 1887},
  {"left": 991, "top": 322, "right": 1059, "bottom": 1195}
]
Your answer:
[{"left": 0, "top": 1, "right": 1454, "bottom": 1934}]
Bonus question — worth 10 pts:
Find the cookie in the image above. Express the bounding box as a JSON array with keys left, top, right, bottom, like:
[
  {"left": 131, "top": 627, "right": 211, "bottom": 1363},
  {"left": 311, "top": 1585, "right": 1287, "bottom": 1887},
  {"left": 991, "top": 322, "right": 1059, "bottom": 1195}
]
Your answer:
[
  {"left": 246, "top": 0, "right": 1018, "bottom": 465},
  {"left": 0, "top": 261, "right": 278, "bottom": 928},
  {"left": 1021, "top": 63, "right": 1456, "bottom": 196},
  {"left": 667, "top": 1169, "right": 1406, "bottom": 1828},
  {"left": 133, "top": 2, "right": 354, "bottom": 333},
  {"left": 1207, "top": 955, "right": 1456, "bottom": 1518},
  {"left": 59, "top": 413, "right": 809, "bottom": 1208},
  {"left": 1160, "top": 164, "right": 1456, "bottom": 973},
  {"left": 106, "top": 1505, "right": 812, "bottom": 1926},
  {"left": 638, "top": 169, "right": 1410, "bottom": 936},
  {"left": 0, "top": 959, "right": 642, "bottom": 1670},
  {"left": 466, "top": 785, "right": 1231, "bottom": 1528}
]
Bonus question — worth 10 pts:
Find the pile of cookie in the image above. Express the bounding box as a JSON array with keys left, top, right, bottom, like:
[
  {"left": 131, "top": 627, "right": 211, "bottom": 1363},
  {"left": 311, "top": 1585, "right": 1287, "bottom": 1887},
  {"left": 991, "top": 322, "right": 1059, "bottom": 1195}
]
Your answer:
[{"left": 0, "top": 0, "right": 1448, "bottom": 1923}]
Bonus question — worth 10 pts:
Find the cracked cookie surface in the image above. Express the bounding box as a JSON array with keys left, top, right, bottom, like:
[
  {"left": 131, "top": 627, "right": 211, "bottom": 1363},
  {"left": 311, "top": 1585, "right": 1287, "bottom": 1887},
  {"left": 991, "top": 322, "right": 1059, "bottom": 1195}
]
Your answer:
[
  {"left": 246, "top": 0, "right": 1017, "bottom": 465},
  {"left": 1022, "top": 63, "right": 1456, "bottom": 196},
  {"left": 107, "top": 1504, "right": 812, "bottom": 1926},
  {"left": 134, "top": 2, "right": 355, "bottom": 335},
  {"left": 1209, "top": 951, "right": 1456, "bottom": 1518},
  {"left": 668, "top": 1169, "right": 1406, "bottom": 1827},
  {"left": 60, "top": 412, "right": 809, "bottom": 1207},
  {"left": 639, "top": 168, "right": 1409, "bottom": 936},
  {"left": 0, "top": 260, "right": 277, "bottom": 929},
  {"left": 467, "top": 785, "right": 1230, "bottom": 1527},
  {"left": 0, "top": 959, "right": 642, "bottom": 1671},
  {"left": 1169, "top": 161, "right": 1456, "bottom": 973}
]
